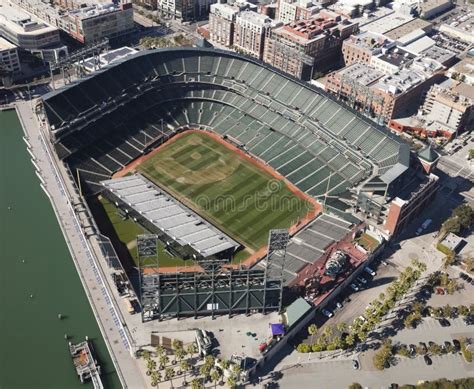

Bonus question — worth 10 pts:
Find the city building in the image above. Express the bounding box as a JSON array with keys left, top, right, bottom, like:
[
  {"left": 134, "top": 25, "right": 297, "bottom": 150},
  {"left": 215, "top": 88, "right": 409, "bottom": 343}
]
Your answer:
[
  {"left": 263, "top": 11, "right": 358, "bottom": 79},
  {"left": 370, "top": 46, "right": 416, "bottom": 74},
  {"left": 439, "top": 13, "right": 474, "bottom": 44},
  {"left": 447, "top": 57, "right": 474, "bottom": 86},
  {"left": 233, "top": 11, "right": 275, "bottom": 59},
  {"left": 419, "top": 78, "right": 474, "bottom": 137},
  {"left": 209, "top": 2, "right": 255, "bottom": 47},
  {"left": 342, "top": 31, "right": 394, "bottom": 66},
  {"left": 277, "top": 0, "right": 323, "bottom": 24},
  {"left": 325, "top": 57, "right": 445, "bottom": 122},
  {"left": 393, "top": 0, "right": 452, "bottom": 19},
  {"left": 10, "top": 0, "right": 135, "bottom": 45},
  {"left": 156, "top": 0, "right": 217, "bottom": 21},
  {"left": 0, "top": 37, "right": 21, "bottom": 76},
  {"left": 382, "top": 171, "right": 439, "bottom": 236},
  {"left": 0, "top": 2, "right": 66, "bottom": 63}
]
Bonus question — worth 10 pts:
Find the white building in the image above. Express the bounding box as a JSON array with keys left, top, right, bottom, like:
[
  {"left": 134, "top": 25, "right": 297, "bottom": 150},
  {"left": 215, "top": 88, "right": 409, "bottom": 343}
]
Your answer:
[
  {"left": 0, "top": 37, "right": 21, "bottom": 75},
  {"left": 233, "top": 10, "right": 274, "bottom": 59}
]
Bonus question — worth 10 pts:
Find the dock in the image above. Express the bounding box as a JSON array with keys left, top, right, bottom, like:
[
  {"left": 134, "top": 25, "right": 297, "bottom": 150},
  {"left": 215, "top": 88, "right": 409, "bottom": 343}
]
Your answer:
[{"left": 69, "top": 341, "right": 103, "bottom": 389}]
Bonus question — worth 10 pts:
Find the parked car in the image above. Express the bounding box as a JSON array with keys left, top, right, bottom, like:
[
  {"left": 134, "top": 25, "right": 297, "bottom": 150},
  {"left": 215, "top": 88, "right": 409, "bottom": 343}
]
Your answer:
[
  {"left": 357, "top": 276, "right": 368, "bottom": 285},
  {"left": 419, "top": 342, "right": 428, "bottom": 354},
  {"left": 464, "top": 316, "right": 474, "bottom": 325},
  {"left": 336, "top": 301, "right": 343, "bottom": 309},
  {"left": 409, "top": 344, "right": 417, "bottom": 355},
  {"left": 322, "top": 309, "right": 333, "bottom": 318},
  {"left": 352, "top": 360, "right": 359, "bottom": 370},
  {"left": 439, "top": 318, "right": 451, "bottom": 327},
  {"left": 423, "top": 355, "right": 432, "bottom": 365},
  {"left": 453, "top": 339, "right": 461, "bottom": 352},
  {"left": 444, "top": 341, "right": 452, "bottom": 349},
  {"left": 350, "top": 283, "right": 359, "bottom": 292},
  {"left": 364, "top": 267, "right": 376, "bottom": 276}
]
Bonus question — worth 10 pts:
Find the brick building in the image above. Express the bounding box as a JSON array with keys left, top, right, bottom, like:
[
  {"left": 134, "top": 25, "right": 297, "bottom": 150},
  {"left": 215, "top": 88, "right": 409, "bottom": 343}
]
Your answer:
[
  {"left": 342, "top": 31, "right": 395, "bottom": 66},
  {"left": 209, "top": 2, "right": 255, "bottom": 47},
  {"left": 263, "top": 11, "right": 358, "bottom": 79}
]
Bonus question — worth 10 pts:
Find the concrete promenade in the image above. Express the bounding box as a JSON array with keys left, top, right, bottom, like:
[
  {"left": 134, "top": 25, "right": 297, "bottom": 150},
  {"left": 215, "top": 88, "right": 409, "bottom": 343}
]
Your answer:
[{"left": 16, "top": 101, "right": 146, "bottom": 389}]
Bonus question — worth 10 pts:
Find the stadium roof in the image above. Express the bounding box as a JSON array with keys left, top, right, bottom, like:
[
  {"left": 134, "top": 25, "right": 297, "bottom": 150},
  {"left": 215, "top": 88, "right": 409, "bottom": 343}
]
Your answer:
[{"left": 101, "top": 174, "right": 240, "bottom": 257}]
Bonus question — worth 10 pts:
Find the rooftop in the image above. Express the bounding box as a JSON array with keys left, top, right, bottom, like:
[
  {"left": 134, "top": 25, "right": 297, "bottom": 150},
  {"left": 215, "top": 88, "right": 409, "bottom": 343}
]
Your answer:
[
  {"left": 420, "top": 44, "right": 455, "bottom": 65},
  {"left": 0, "top": 36, "right": 16, "bottom": 51},
  {"left": 360, "top": 11, "right": 414, "bottom": 34},
  {"left": 338, "top": 62, "right": 384, "bottom": 85},
  {"left": 101, "top": 174, "right": 240, "bottom": 258},
  {"left": 345, "top": 30, "right": 394, "bottom": 52},
  {"left": 236, "top": 10, "right": 272, "bottom": 26},
  {"left": 376, "top": 46, "right": 416, "bottom": 67},
  {"left": 384, "top": 18, "right": 432, "bottom": 40},
  {"left": 0, "top": 2, "right": 58, "bottom": 35},
  {"left": 418, "top": 144, "right": 439, "bottom": 163},
  {"left": 404, "top": 35, "right": 436, "bottom": 55}
]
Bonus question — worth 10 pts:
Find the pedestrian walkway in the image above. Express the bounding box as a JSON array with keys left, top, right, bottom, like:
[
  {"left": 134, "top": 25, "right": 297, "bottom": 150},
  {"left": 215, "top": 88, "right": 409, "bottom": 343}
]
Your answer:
[{"left": 16, "top": 101, "right": 146, "bottom": 389}]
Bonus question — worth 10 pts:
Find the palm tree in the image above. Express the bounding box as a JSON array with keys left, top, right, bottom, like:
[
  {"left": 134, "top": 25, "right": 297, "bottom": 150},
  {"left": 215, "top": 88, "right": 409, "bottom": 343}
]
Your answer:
[
  {"left": 210, "top": 369, "right": 221, "bottom": 389},
  {"left": 227, "top": 376, "right": 236, "bottom": 389},
  {"left": 159, "top": 354, "right": 169, "bottom": 370},
  {"left": 150, "top": 370, "right": 161, "bottom": 387},
  {"left": 147, "top": 359, "right": 157, "bottom": 375},
  {"left": 308, "top": 324, "right": 318, "bottom": 344},
  {"left": 142, "top": 350, "right": 152, "bottom": 361},
  {"left": 221, "top": 359, "right": 230, "bottom": 370},
  {"left": 172, "top": 340, "right": 182, "bottom": 364},
  {"left": 199, "top": 364, "right": 210, "bottom": 382},
  {"left": 204, "top": 354, "right": 215, "bottom": 368},
  {"left": 165, "top": 367, "right": 175, "bottom": 388},
  {"left": 336, "top": 323, "right": 346, "bottom": 333},
  {"left": 191, "top": 378, "right": 202, "bottom": 389},
  {"left": 155, "top": 345, "right": 166, "bottom": 358},
  {"left": 176, "top": 347, "right": 187, "bottom": 364},
  {"left": 187, "top": 343, "right": 198, "bottom": 359},
  {"left": 180, "top": 360, "right": 190, "bottom": 385},
  {"left": 231, "top": 364, "right": 242, "bottom": 383}
]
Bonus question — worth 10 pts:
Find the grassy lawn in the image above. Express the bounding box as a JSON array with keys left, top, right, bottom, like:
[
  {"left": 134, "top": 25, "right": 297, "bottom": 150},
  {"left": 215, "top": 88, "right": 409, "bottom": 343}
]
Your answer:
[
  {"left": 138, "top": 132, "right": 313, "bottom": 251},
  {"left": 100, "top": 197, "right": 191, "bottom": 267}
]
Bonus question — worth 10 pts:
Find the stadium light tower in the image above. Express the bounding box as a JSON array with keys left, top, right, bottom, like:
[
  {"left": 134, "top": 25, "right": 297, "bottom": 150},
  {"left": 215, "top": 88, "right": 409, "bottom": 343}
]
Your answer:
[{"left": 263, "top": 229, "right": 289, "bottom": 314}]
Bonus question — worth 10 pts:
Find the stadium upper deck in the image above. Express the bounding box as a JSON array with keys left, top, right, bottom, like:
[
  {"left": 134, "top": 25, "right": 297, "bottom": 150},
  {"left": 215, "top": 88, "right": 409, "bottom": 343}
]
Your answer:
[{"left": 40, "top": 48, "right": 409, "bottom": 200}]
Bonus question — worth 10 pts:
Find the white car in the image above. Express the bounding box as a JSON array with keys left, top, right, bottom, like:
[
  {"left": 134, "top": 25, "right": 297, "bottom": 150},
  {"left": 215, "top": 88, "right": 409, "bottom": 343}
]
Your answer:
[
  {"left": 364, "top": 267, "right": 376, "bottom": 276},
  {"left": 322, "top": 309, "right": 333, "bottom": 318}
]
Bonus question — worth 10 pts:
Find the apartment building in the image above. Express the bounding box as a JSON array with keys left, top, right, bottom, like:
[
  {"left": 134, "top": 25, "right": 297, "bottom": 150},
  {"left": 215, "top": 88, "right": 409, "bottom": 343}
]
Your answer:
[
  {"left": 11, "top": 0, "right": 134, "bottom": 44},
  {"left": 277, "top": 0, "right": 322, "bottom": 24},
  {"left": 0, "top": 37, "right": 21, "bottom": 76},
  {"left": 342, "top": 31, "right": 394, "bottom": 66},
  {"left": 209, "top": 2, "right": 255, "bottom": 47},
  {"left": 264, "top": 11, "right": 358, "bottom": 79},
  {"left": 325, "top": 57, "right": 444, "bottom": 121},
  {"left": 157, "top": 0, "right": 217, "bottom": 21},
  {"left": 420, "top": 79, "right": 474, "bottom": 136},
  {"left": 233, "top": 11, "right": 275, "bottom": 59}
]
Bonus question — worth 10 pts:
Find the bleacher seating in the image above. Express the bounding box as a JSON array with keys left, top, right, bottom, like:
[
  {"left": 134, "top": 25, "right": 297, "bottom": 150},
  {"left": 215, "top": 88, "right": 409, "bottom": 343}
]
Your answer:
[{"left": 42, "top": 49, "right": 408, "bottom": 196}]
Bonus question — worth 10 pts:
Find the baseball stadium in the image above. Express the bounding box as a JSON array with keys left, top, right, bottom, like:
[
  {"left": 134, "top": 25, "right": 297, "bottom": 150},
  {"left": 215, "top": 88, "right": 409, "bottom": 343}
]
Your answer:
[{"left": 39, "top": 48, "right": 410, "bottom": 319}]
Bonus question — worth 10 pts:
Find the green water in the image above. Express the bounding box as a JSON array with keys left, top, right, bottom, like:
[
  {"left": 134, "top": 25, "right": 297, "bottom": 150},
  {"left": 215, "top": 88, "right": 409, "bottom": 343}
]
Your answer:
[{"left": 0, "top": 109, "right": 121, "bottom": 389}]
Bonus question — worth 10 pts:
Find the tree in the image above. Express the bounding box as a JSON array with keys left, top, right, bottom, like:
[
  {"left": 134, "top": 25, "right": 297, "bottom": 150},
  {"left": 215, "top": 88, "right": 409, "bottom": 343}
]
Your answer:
[
  {"left": 442, "top": 217, "right": 462, "bottom": 234},
  {"left": 180, "top": 360, "right": 190, "bottom": 385},
  {"left": 191, "top": 377, "right": 202, "bottom": 389},
  {"left": 155, "top": 345, "right": 165, "bottom": 357},
  {"left": 429, "top": 343, "right": 442, "bottom": 355},
  {"left": 349, "top": 384, "right": 363, "bottom": 389},
  {"left": 297, "top": 343, "right": 311, "bottom": 353},
  {"left": 227, "top": 376, "right": 237, "bottom": 389},
  {"left": 443, "top": 304, "right": 453, "bottom": 318},
  {"left": 165, "top": 367, "right": 175, "bottom": 388},
  {"left": 453, "top": 204, "right": 474, "bottom": 229},
  {"left": 231, "top": 364, "right": 242, "bottom": 384},
  {"left": 175, "top": 347, "right": 187, "bottom": 363},
  {"left": 150, "top": 370, "right": 161, "bottom": 387},
  {"left": 336, "top": 322, "right": 347, "bottom": 333},
  {"left": 308, "top": 324, "right": 318, "bottom": 343},
  {"left": 159, "top": 354, "right": 169, "bottom": 370},
  {"left": 210, "top": 369, "right": 221, "bottom": 389},
  {"left": 147, "top": 359, "right": 157, "bottom": 373},
  {"left": 142, "top": 350, "right": 152, "bottom": 361},
  {"left": 187, "top": 342, "right": 198, "bottom": 359},
  {"left": 199, "top": 364, "right": 211, "bottom": 382}
]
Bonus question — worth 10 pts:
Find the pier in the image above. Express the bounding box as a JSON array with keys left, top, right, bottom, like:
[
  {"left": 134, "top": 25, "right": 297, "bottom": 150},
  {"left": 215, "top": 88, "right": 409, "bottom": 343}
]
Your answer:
[{"left": 69, "top": 341, "right": 103, "bottom": 389}]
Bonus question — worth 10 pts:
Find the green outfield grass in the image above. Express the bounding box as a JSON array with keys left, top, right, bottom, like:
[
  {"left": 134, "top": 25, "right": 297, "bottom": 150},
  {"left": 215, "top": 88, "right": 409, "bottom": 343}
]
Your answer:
[
  {"left": 137, "top": 132, "right": 313, "bottom": 251},
  {"left": 100, "top": 197, "right": 190, "bottom": 267}
]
